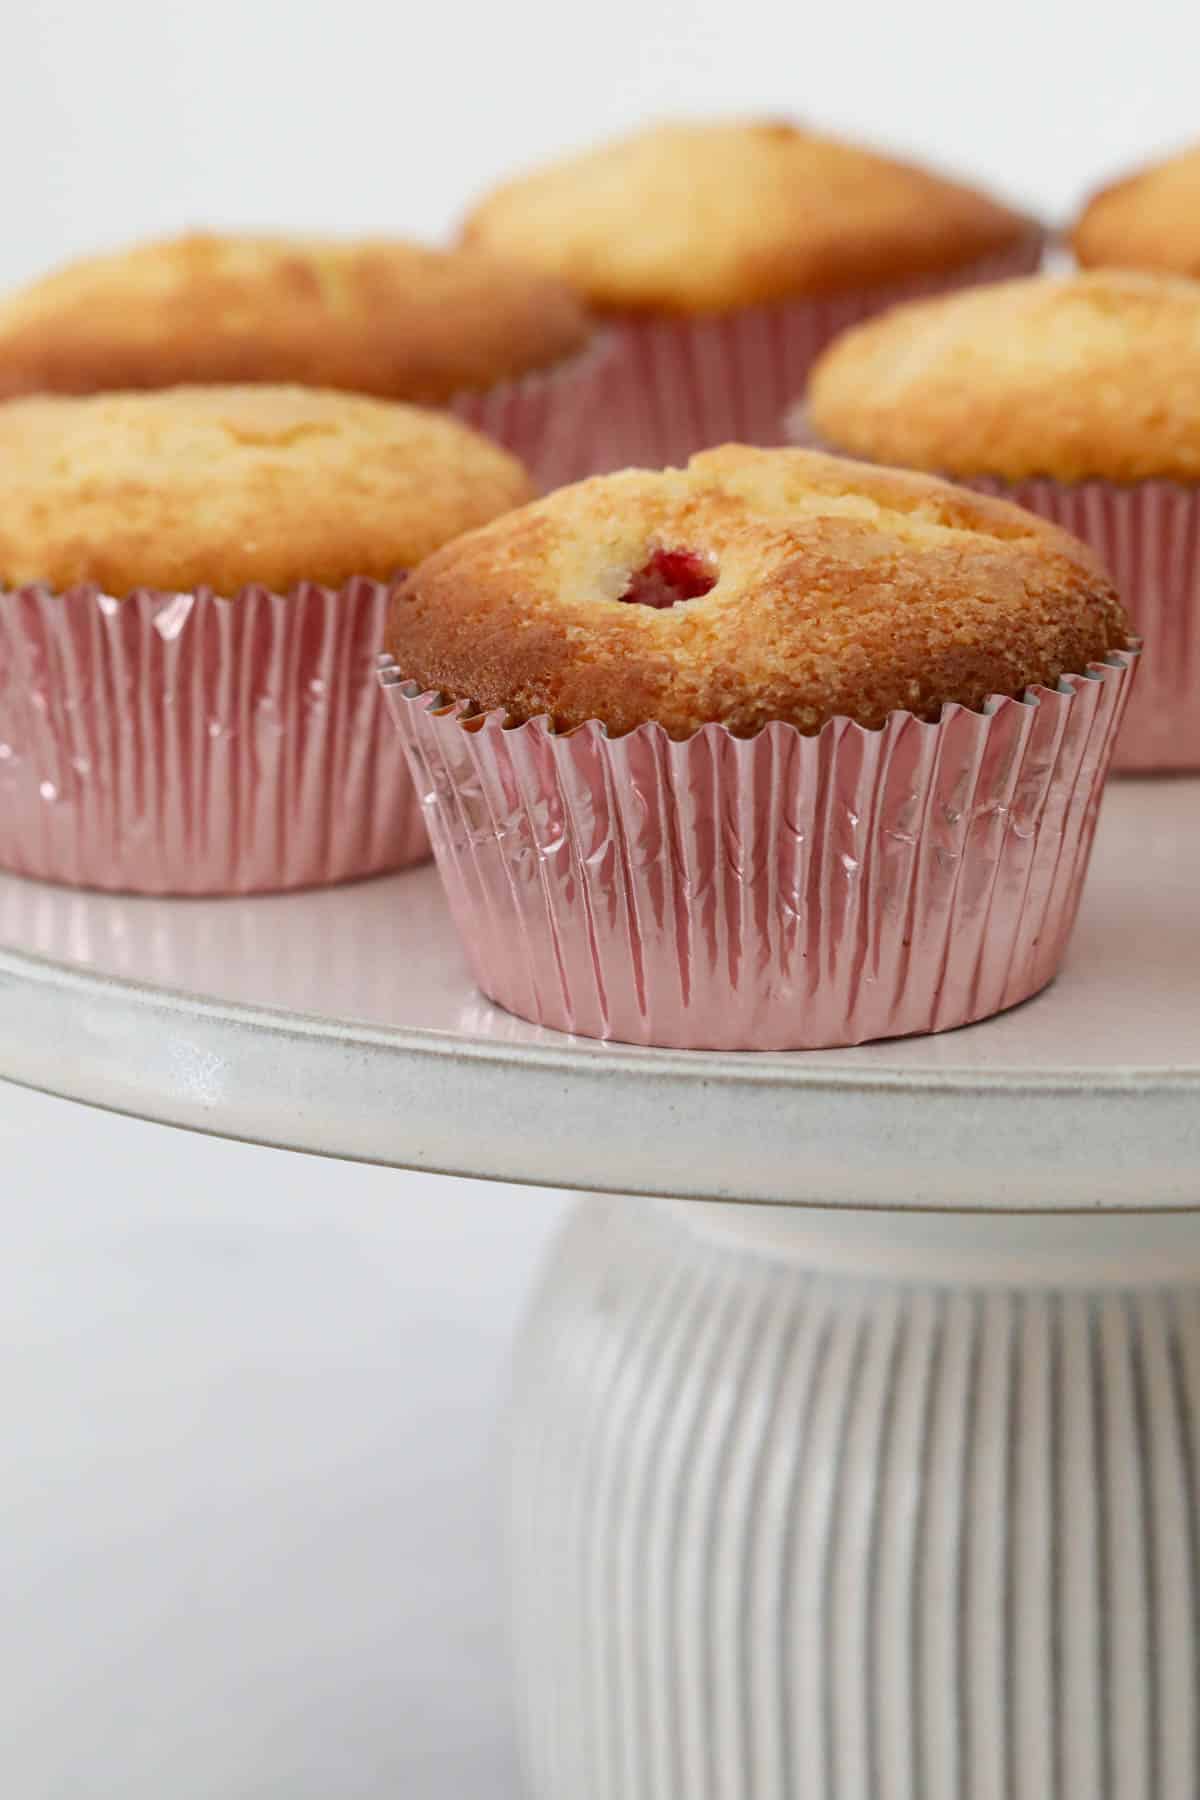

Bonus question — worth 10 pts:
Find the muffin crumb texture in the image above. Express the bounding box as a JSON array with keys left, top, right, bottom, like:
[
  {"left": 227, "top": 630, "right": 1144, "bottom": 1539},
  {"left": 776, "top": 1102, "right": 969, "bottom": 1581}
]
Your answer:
[
  {"left": 386, "top": 445, "right": 1127, "bottom": 737},
  {"left": 0, "top": 232, "right": 592, "bottom": 404},
  {"left": 806, "top": 270, "right": 1200, "bottom": 483},
  {"left": 0, "top": 386, "right": 535, "bottom": 595},
  {"left": 1073, "top": 142, "right": 1200, "bottom": 279},
  {"left": 462, "top": 118, "right": 1033, "bottom": 315}
]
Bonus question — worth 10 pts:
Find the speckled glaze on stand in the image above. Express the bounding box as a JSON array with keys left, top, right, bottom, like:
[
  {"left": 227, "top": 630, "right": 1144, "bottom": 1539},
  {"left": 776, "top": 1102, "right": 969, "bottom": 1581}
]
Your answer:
[{"left": 0, "top": 781, "right": 1194, "bottom": 1797}]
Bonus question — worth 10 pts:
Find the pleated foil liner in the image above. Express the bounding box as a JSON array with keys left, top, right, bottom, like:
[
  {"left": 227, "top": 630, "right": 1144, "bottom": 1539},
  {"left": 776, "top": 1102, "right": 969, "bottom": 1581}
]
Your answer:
[
  {"left": 0, "top": 582, "right": 428, "bottom": 896},
  {"left": 600, "top": 230, "right": 1045, "bottom": 473},
  {"left": 381, "top": 647, "right": 1137, "bottom": 1051},
  {"left": 965, "top": 478, "right": 1200, "bottom": 773},
  {"left": 450, "top": 331, "right": 617, "bottom": 488}
]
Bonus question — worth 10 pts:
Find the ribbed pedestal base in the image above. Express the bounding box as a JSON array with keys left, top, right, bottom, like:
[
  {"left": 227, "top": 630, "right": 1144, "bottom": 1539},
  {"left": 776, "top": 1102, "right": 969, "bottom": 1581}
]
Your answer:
[{"left": 510, "top": 1198, "right": 1200, "bottom": 1799}]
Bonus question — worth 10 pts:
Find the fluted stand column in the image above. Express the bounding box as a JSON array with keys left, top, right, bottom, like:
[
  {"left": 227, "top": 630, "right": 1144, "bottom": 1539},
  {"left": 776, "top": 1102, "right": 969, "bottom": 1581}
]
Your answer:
[{"left": 509, "top": 1197, "right": 1200, "bottom": 1800}]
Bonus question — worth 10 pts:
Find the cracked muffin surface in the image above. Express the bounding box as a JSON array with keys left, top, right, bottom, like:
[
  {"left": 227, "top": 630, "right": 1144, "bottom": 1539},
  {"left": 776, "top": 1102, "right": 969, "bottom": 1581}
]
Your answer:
[
  {"left": 0, "top": 385, "right": 535, "bottom": 594},
  {"left": 1072, "top": 142, "right": 1200, "bottom": 281},
  {"left": 386, "top": 444, "right": 1127, "bottom": 737},
  {"left": 461, "top": 119, "right": 1034, "bottom": 316},
  {"left": 0, "top": 232, "right": 593, "bottom": 405},
  {"left": 805, "top": 270, "right": 1200, "bottom": 483}
]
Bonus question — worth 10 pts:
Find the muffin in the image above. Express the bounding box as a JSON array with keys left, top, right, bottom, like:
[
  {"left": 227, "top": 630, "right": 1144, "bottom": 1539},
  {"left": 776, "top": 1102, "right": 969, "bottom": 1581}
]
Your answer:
[
  {"left": 0, "top": 385, "right": 534, "bottom": 894},
  {"left": 0, "top": 233, "right": 606, "bottom": 486},
  {"left": 1072, "top": 142, "right": 1200, "bottom": 278},
  {"left": 803, "top": 268, "right": 1200, "bottom": 770},
  {"left": 461, "top": 119, "right": 1042, "bottom": 468},
  {"left": 380, "top": 446, "right": 1135, "bottom": 1050}
]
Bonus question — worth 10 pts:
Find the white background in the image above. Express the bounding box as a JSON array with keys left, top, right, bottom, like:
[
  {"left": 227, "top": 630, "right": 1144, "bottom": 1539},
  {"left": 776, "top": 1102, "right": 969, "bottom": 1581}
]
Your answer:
[
  {"left": 4, "top": 0, "right": 1200, "bottom": 288},
  {"left": 2, "top": 1, "right": 1198, "bottom": 1794},
  {"left": 0, "top": 1080, "right": 566, "bottom": 1798}
]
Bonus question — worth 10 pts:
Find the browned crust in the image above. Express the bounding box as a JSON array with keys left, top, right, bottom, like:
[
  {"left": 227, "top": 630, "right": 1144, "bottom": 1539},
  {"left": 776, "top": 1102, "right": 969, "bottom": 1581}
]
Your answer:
[
  {"left": 0, "top": 387, "right": 535, "bottom": 595},
  {"left": 0, "top": 233, "right": 593, "bottom": 404},
  {"left": 1072, "top": 142, "right": 1200, "bottom": 278},
  {"left": 461, "top": 119, "right": 1035, "bottom": 316},
  {"left": 805, "top": 269, "right": 1200, "bottom": 483},
  {"left": 385, "top": 445, "right": 1127, "bottom": 738}
]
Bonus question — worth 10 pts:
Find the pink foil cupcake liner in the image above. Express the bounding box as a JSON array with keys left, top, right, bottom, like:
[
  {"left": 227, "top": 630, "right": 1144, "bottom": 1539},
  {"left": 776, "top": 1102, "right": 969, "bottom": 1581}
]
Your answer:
[
  {"left": 450, "top": 333, "right": 617, "bottom": 488},
  {"left": 601, "top": 231, "right": 1044, "bottom": 473},
  {"left": 786, "top": 414, "right": 1193, "bottom": 773},
  {"left": 963, "top": 479, "right": 1199, "bottom": 773},
  {"left": 0, "top": 582, "right": 427, "bottom": 895},
  {"left": 380, "top": 647, "right": 1137, "bottom": 1051}
]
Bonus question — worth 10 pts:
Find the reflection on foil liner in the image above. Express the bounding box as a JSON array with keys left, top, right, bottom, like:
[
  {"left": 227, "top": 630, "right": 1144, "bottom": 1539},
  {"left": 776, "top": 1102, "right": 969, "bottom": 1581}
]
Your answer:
[
  {"left": 450, "top": 330, "right": 618, "bottom": 487},
  {"left": 603, "top": 232, "right": 1045, "bottom": 472},
  {"left": 966, "top": 478, "right": 1200, "bottom": 774},
  {"left": 382, "top": 649, "right": 1137, "bottom": 1051},
  {"left": 0, "top": 582, "right": 428, "bottom": 895},
  {"left": 0, "top": 862, "right": 456, "bottom": 1022},
  {"left": 788, "top": 422, "right": 1197, "bottom": 776}
]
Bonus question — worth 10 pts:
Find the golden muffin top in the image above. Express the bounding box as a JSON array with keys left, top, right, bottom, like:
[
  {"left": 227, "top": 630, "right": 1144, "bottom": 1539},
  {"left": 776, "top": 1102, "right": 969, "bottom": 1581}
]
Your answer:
[
  {"left": 460, "top": 118, "right": 1035, "bottom": 316},
  {"left": 0, "top": 232, "right": 593, "bottom": 404},
  {"left": 1073, "top": 141, "right": 1200, "bottom": 279},
  {"left": 385, "top": 444, "right": 1126, "bottom": 738},
  {"left": 805, "top": 270, "right": 1200, "bottom": 483},
  {"left": 0, "top": 386, "right": 535, "bottom": 595}
]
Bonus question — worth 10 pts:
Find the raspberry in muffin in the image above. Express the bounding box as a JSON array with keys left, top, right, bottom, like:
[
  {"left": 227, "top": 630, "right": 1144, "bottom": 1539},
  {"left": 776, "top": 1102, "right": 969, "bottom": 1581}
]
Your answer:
[
  {"left": 387, "top": 445, "right": 1126, "bottom": 735},
  {"left": 382, "top": 447, "right": 1134, "bottom": 1050}
]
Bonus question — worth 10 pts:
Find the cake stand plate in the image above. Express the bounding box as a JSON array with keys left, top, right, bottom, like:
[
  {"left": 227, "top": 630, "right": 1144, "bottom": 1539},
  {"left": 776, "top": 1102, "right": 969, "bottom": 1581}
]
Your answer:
[
  {"left": 1, "top": 778, "right": 1197, "bottom": 1800},
  {"left": 0, "top": 777, "right": 1195, "bottom": 1212}
]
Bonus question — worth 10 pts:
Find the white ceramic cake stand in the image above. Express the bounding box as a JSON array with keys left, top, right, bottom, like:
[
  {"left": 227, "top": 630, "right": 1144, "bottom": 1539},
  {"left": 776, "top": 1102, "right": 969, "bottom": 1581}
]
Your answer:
[{"left": 0, "top": 777, "right": 1197, "bottom": 1800}]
